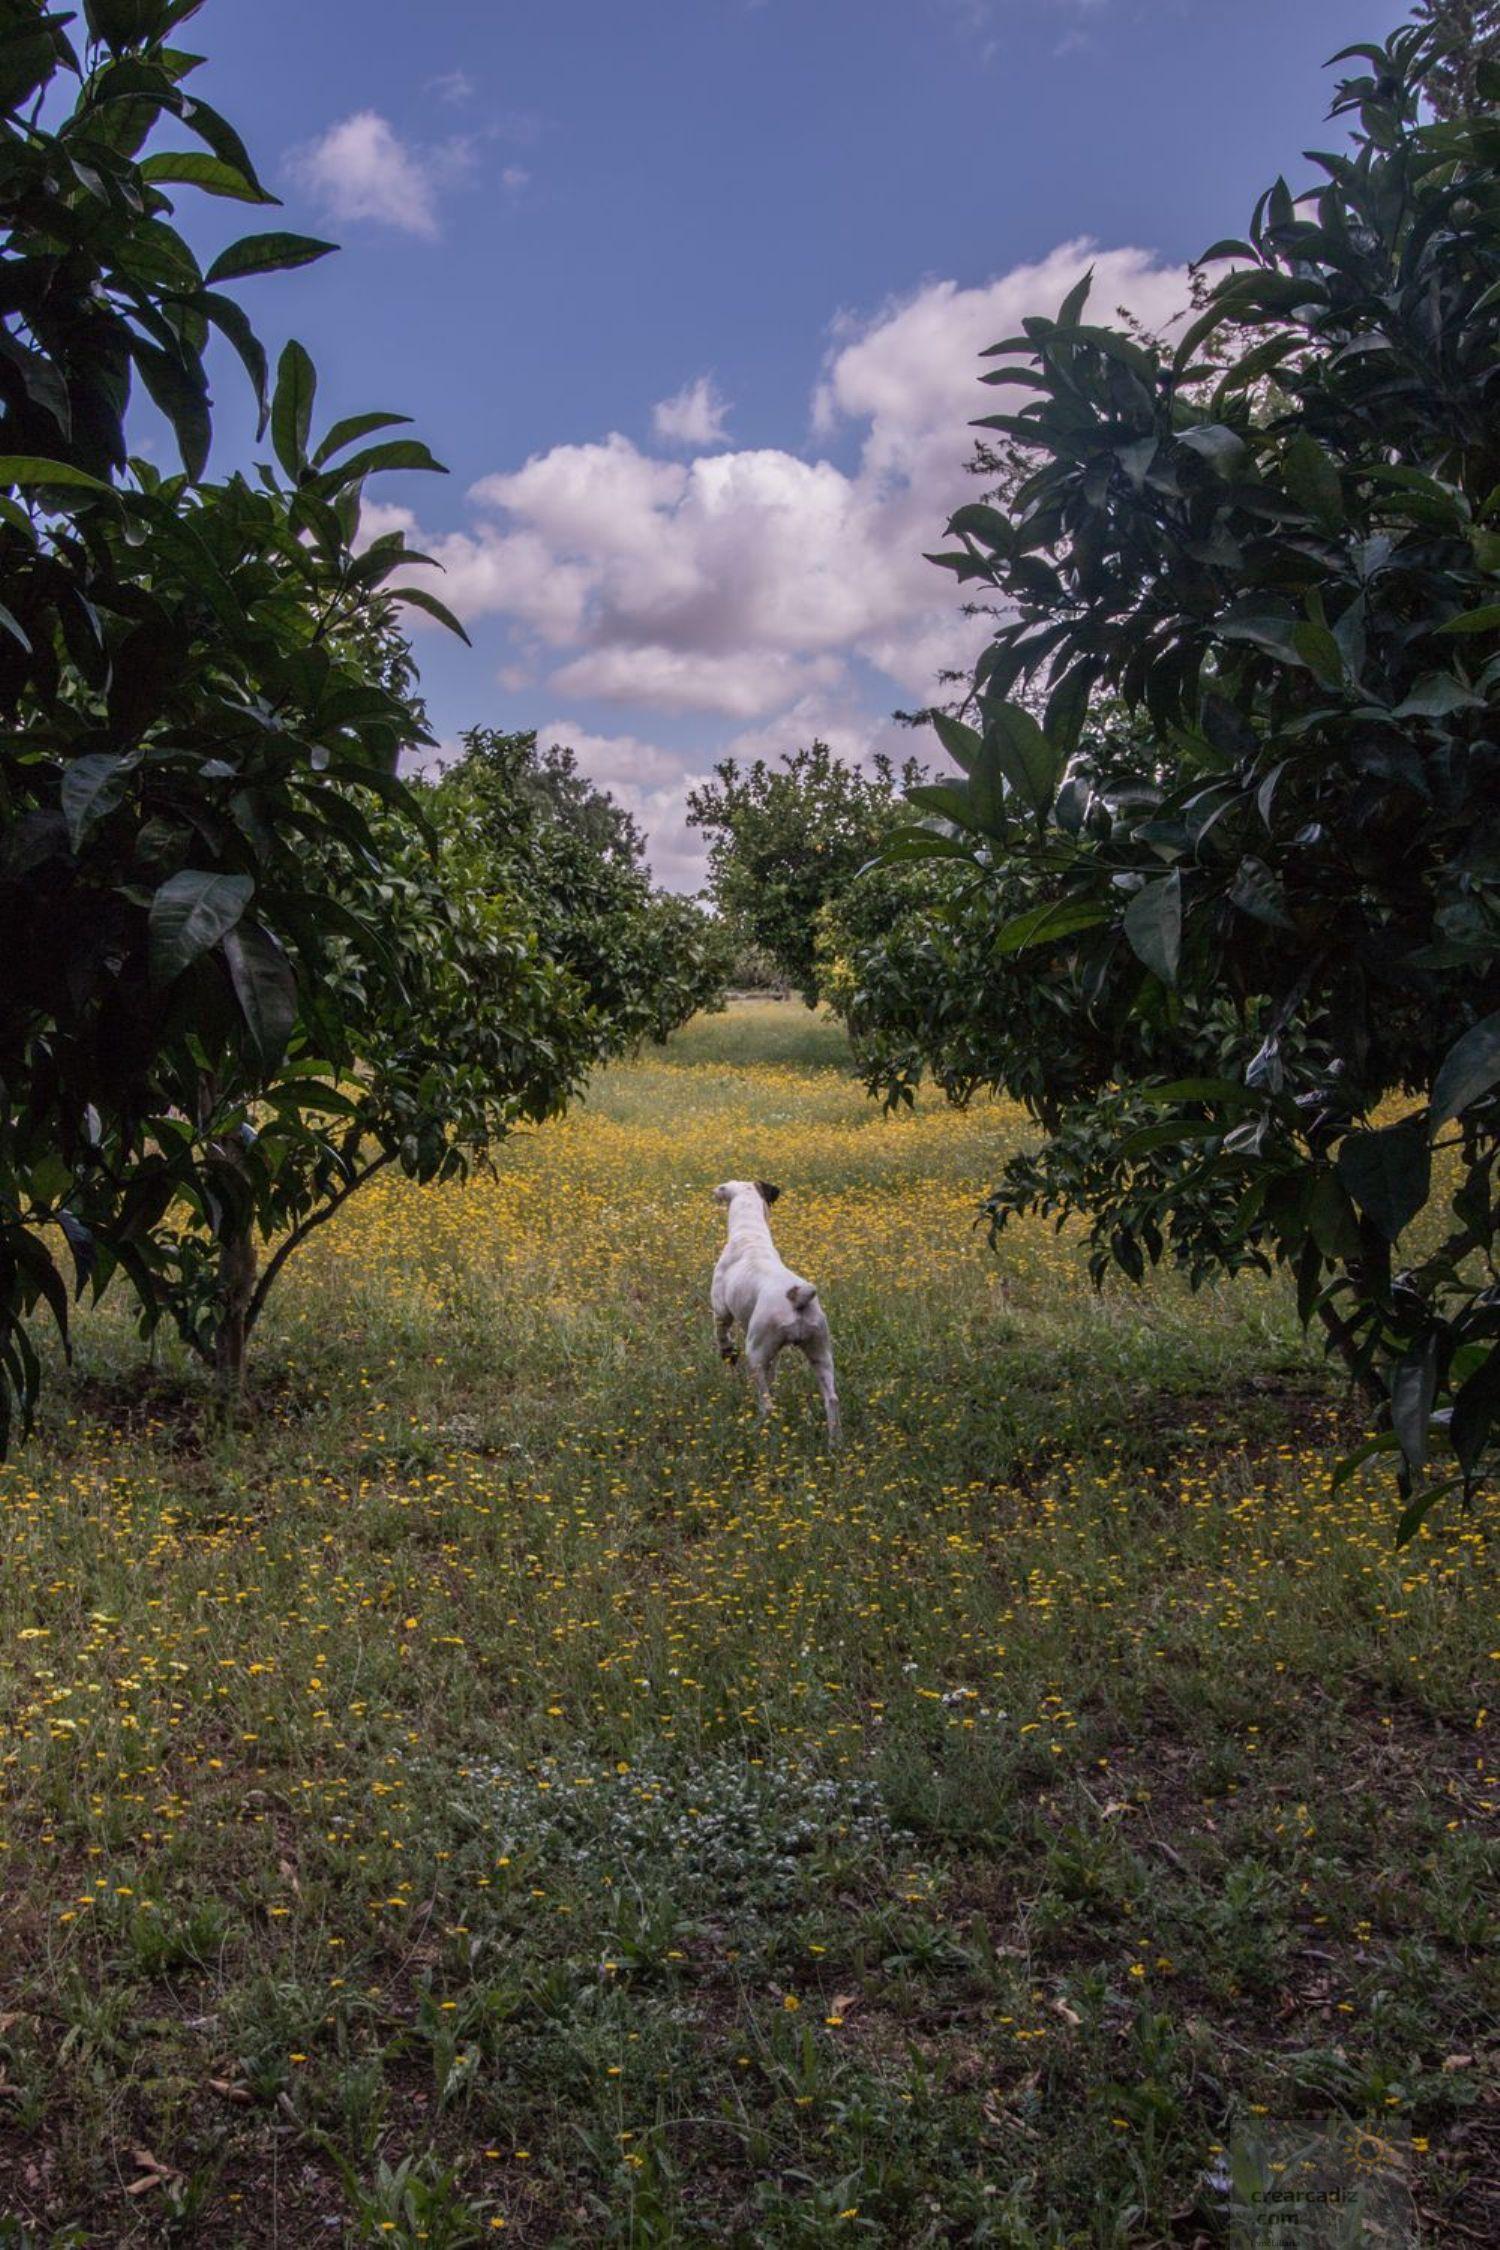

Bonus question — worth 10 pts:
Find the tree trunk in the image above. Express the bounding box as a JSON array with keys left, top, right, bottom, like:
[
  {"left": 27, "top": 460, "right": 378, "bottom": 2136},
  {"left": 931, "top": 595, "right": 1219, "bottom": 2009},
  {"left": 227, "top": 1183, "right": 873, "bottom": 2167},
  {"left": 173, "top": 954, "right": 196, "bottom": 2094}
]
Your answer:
[{"left": 213, "top": 1216, "right": 257, "bottom": 1403}]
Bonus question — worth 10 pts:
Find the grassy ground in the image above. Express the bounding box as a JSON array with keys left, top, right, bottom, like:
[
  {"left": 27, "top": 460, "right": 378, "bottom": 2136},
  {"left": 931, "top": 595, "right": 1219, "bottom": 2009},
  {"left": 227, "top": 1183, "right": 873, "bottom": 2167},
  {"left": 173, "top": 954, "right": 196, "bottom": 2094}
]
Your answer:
[{"left": 0, "top": 1001, "right": 1493, "bottom": 2246}]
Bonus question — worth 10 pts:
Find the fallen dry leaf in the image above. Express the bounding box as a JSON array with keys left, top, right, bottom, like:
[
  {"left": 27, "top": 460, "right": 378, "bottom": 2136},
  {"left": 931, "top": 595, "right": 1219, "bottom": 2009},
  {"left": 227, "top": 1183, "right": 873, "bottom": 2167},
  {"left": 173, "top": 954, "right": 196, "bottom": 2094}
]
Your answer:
[{"left": 126, "top": 2146, "right": 182, "bottom": 2196}]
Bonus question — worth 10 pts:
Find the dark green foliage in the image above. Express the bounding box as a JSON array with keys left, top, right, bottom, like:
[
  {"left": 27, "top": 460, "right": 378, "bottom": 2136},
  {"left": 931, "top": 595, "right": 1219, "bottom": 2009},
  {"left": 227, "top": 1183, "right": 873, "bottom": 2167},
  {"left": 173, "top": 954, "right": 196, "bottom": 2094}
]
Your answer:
[
  {"left": 0, "top": 1, "right": 454, "bottom": 1430},
  {"left": 430, "top": 731, "right": 732, "bottom": 1052},
  {"left": 148, "top": 729, "right": 731, "bottom": 1379},
  {"left": 1413, "top": 0, "right": 1500, "bottom": 115},
  {"left": 687, "top": 743, "right": 925, "bottom": 1005},
  {"left": 859, "top": 19, "right": 1500, "bottom": 1534}
]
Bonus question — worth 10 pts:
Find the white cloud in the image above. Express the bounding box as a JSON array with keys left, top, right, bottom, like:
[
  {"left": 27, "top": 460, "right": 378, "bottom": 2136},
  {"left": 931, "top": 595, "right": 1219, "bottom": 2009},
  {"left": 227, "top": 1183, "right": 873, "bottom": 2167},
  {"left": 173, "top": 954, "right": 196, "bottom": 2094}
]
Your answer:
[
  {"left": 404, "top": 241, "right": 1188, "bottom": 707},
  {"left": 383, "top": 242, "right": 1191, "bottom": 870},
  {"left": 501, "top": 165, "right": 531, "bottom": 194},
  {"left": 287, "top": 111, "right": 474, "bottom": 239},
  {"left": 551, "top": 646, "right": 846, "bottom": 721},
  {"left": 653, "top": 375, "right": 732, "bottom": 449},
  {"left": 427, "top": 69, "right": 475, "bottom": 104}
]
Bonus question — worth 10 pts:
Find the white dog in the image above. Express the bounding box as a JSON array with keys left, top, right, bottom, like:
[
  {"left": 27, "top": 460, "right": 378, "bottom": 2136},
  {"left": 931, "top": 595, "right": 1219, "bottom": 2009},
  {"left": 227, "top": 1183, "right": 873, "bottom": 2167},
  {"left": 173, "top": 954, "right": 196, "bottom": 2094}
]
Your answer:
[{"left": 711, "top": 1180, "right": 840, "bottom": 1441}]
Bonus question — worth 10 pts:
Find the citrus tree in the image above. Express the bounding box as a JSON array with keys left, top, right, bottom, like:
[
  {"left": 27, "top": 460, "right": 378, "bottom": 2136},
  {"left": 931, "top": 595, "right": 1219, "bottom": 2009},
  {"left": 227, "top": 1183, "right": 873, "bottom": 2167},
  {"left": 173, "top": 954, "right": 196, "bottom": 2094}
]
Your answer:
[
  {"left": 433, "top": 731, "right": 733, "bottom": 1049},
  {"left": 145, "top": 729, "right": 733, "bottom": 1389},
  {"left": 0, "top": 0, "right": 458, "bottom": 1435},
  {"left": 872, "top": 19, "right": 1500, "bottom": 1535},
  {"left": 687, "top": 744, "right": 925, "bottom": 1005}
]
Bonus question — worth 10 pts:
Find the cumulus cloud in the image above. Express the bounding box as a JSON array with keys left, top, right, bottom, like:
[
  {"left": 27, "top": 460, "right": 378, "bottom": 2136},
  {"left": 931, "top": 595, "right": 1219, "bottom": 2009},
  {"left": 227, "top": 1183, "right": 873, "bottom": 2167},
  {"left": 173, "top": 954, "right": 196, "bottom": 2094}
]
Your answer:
[
  {"left": 652, "top": 375, "right": 732, "bottom": 449},
  {"left": 380, "top": 243, "right": 1191, "bottom": 869},
  {"left": 287, "top": 111, "right": 474, "bottom": 238},
  {"left": 397, "top": 240, "right": 1188, "bottom": 712}
]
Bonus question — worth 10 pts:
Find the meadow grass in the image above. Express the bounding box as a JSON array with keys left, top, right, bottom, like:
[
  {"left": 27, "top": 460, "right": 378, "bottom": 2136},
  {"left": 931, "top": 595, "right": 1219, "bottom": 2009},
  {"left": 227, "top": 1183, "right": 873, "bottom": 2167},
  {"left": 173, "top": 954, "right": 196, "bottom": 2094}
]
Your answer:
[{"left": 0, "top": 1001, "right": 1493, "bottom": 2246}]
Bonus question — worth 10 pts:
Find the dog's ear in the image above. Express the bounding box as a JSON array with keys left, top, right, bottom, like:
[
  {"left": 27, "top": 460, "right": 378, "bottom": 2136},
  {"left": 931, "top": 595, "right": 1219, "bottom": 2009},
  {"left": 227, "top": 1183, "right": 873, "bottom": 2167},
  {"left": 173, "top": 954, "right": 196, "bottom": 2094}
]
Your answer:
[{"left": 756, "top": 1180, "right": 782, "bottom": 1206}]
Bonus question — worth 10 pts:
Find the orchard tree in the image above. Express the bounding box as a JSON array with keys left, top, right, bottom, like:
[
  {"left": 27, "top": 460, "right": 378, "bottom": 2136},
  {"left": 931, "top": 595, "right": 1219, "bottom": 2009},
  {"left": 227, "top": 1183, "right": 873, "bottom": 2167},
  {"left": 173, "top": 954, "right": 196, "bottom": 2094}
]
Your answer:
[
  {"left": 874, "top": 19, "right": 1500, "bottom": 1535},
  {"left": 1414, "top": 1, "right": 1500, "bottom": 113},
  {"left": 434, "top": 731, "right": 732, "bottom": 1049},
  {"left": 0, "top": 0, "right": 459, "bottom": 1436},
  {"left": 129, "top": 730, "right": 731, "bottom": 1391},
  {"left": 687, "top": 744, "right": 925, "bottom": 1005},
  {"left": 148, "top": 790, "right": 595, "bottom": 1389}
]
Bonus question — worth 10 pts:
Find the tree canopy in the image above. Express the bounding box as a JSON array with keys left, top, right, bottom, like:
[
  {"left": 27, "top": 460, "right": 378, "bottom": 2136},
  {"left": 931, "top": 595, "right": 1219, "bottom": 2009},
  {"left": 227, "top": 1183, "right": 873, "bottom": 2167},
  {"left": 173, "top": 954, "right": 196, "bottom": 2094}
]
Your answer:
[
  {"left": 0, "top": 0, "right": 474, "bottom": 1440},
  {"left": 855, "top": 19, "right": 1500, "bottom": 1535},
  {"left": 687, "top": 744, "right": 925, "bottom": 1005}
]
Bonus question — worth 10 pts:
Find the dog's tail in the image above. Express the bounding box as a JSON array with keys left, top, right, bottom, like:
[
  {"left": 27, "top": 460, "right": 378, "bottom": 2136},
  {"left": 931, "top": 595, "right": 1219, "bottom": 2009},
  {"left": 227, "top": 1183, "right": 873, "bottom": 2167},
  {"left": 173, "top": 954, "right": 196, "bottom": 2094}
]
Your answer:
[{"left": 787, "top": 1282, "right": 818, "bottom": 1312}]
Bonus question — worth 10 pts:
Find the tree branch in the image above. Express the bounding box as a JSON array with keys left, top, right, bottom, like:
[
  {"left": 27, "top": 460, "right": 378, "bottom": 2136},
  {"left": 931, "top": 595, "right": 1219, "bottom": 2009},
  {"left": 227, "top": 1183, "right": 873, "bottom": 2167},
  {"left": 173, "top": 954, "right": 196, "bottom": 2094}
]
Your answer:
[{"left": 245, "top": 1152, "right": 395, "bottom": 1336}]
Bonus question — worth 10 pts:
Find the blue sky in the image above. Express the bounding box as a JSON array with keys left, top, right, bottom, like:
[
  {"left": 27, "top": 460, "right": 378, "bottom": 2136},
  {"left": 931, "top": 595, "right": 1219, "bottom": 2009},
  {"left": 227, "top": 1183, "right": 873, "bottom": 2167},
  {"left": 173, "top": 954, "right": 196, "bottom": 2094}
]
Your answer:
[{"left": 181, "top": 0, "right": 1403, "bottom": 884}]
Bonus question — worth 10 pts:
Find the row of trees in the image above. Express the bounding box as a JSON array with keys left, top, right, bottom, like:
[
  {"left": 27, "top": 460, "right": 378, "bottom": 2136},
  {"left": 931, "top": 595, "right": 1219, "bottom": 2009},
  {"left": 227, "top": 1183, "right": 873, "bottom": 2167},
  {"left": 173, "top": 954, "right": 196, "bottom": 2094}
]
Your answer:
[
  {"left": 0, "top": 0, "right": 726, "bottom": 1431},
  {"left": 695, "top": 17, "right": 1498, "bottom": 1537}
]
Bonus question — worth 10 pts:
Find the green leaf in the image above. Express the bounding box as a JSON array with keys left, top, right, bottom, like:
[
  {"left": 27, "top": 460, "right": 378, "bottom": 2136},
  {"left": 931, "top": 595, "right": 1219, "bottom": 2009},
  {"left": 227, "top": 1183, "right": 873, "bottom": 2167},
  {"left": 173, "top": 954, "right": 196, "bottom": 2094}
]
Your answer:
[
  {"left": 311, "top": 411, "right": 414, "bottom": 470},
  {"left": 1291, "top": 620, "right": 1345, "bottom": 688},
  {"left": 948, "top": 502, "right": 1012, "bottom": 548},
  {"left": 1393, "top": 673, "right": 1483, "bottom": 719},
  {"left": 1332, "top": 1429, "right": 1401, "bottom": 1490},
  {"left": 130, "top": 339, "right": 210, "bottom": 481},
  {"left": 1229, "top": 855, "right": 1294, "bottom": 929},
  {"left": 1451, "top": 1347, "right": 1500, "bottom": 1477},
  {"left": 1122, "top": 871, "right": 1182, "bottom": 986},
  {"left": 1044, "top": 663, "right": 1093, "bottom": 759},
  {"left": 1143, "top": 1078, "right": 1261, "bottom": 1105},
  {"left": 320, "top": 438, "right": 447, "bottom": 485},
  {"left": 271, "top": 341, "right": 316, "bottom": 482},
  {"left": 1305, "top": 1169, "right": 1361, "bottom": 1262},
  {"left": 177, "top": 93, "right": 269, "bottom": 194},
  {"left": 1215, "top": 601, "right": 1304, "bottom": 667},
  {"left": 929, "top": 711, "right": 983, "bottom": 775},
  {"left": 1390, "top": 1337, "right": 1438, "bottom": 1471},
  {"left": 1055, "top": 268, "right": 1093, "bottom": 328},
  {"left": 12, "top": 1229, "right": 68, "bottom": 1348},
  {"left": 1434, "top": 603, "right": 1500, "bottom": 636},
  {"left": 61, "top": 751, "right": 138, "bottom": 851},
  {"left": 140, "top": 149, "right": 274, "bottom": 202},
  {"left": 994, "top": 898, "right": 1111, "bottom": 954},
  {"left": 197, "top": 289, "right": 269, "bottom": 434},
  {"left": 204, "top": 232, "right": 336, "bottom": 286},
  {"left": 148, "top": 869, "right": 253, "bottom": 988},
  {"left": 56, "top": 1211, "right": 96, "bottom": 1301},
  {"left": 223, "top": 922, "right": 297, "bottom": 1075},
  {"left": 1282, "top": 433, "right": 1344, "bottom": 527},
  {"left": 905, "top": 781, "right": 982, "bottom": 832},
  {"left": 0, "top": 456, "right": 116, "bottom": 494},
  {"left": 389, "top": 585, "right": 471, "bottom": 643},
  {"left": 1336, "top": 1117, "right": 1431, "bottom": 1242},
  {"left": 986, "top": 701, "right": 1064, "bottom": 822},
  {"left": 85, "top": 0, "right": 172, "bottom": 49},
  {"left": 1118, "top": 1118, "right": 1225, "bottom": 1157},
  {"left": 1395, "top": 1477, "right": 1462, "bottom": 1549},
  {"left": 1430, "top": 1011, "right": 1500, "bottom": 1133}
]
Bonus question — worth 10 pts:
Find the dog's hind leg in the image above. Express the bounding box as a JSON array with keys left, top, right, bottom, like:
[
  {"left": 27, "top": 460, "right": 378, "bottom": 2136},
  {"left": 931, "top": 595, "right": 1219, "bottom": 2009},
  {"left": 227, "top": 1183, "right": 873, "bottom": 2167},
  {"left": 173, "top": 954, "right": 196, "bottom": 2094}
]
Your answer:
[
  {"left": 715, "top": 1309, "right": 739, "bottom": 1368},
  {"left": 747, "top": 1339, "right": 777, "bottom": 1421},
  {"left": 805, "top": 1337, "right": 841, "bottom": 1445}
]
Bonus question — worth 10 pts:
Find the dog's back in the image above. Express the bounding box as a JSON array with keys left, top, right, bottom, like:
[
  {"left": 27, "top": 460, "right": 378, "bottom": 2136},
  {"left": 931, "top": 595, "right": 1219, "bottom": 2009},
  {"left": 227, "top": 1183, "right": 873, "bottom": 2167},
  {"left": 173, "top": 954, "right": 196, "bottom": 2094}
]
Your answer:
[{"left": 710, "top": 1179, "right": 839, "bottom": 1440}]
